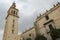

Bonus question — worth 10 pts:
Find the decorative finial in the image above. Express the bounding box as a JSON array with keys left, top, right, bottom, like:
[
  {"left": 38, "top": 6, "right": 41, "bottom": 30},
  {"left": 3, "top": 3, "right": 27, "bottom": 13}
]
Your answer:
[
  {"left": 56, "top": 2, "right": 60, "bottom": 6},
  {"left": 40, "top": 14, "right": 41, "bottom": 16},
  {"left": 37, "top": 16, "right": 40, "bottom": 19},
  {"left": 46, "top": 10, "right": 48, "bottom": 12},
  {"left": 53, "top": 4, "right": 56, "bottom": 7},
  {"left": 57, "top": 2, "right": 60, "bottom": 4},
  {"left": 11, "top": 1, "right": 16, "bottom": 8}
]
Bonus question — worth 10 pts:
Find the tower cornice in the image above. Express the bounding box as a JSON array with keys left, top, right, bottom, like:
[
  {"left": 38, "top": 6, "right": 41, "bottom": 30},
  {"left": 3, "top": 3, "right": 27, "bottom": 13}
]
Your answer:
[{"left": 6, "top": 13, "right": 19, "bottom": 19}]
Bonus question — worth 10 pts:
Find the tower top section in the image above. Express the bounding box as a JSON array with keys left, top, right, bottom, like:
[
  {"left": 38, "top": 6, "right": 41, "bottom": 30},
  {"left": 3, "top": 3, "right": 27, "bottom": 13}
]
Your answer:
[
  {"left": 6, "top": 2, "right": 19, "bottom": 19},
  {"left": 10, "top": 2, "right": 18, "bottom": 10},
  {"left": 11, "top": 2, "right": 16, "bottom": 8}
]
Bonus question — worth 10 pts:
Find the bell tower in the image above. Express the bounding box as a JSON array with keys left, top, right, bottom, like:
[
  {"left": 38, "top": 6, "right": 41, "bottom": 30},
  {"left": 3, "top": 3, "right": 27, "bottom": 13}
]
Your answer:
[{"left": 3, "top": 2, "right": 19, "bottom": 40}]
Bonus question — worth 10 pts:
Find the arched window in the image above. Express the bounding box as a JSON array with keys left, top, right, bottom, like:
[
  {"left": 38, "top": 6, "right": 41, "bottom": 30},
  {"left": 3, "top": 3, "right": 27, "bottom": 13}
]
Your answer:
[
  {"left": 29, "top": 34, "right": 31, "bottom": 36},
  {"left": 11, "top": 10, "right": 13, "bottom": 13},
  {"left": 14, "top": 11, "right": 15, "bottom": 14},
  {"left": 16, "top": 12, "right": 17, "bottom": 15},
  {"left": 45, "top": 15, "right": 49, "bottom": 20}
]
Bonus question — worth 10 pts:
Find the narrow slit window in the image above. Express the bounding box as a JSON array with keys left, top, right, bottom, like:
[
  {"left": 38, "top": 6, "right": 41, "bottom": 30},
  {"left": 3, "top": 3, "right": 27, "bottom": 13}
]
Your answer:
[{"left": 12, "top": 20, "right": 15, "bottom": 34}]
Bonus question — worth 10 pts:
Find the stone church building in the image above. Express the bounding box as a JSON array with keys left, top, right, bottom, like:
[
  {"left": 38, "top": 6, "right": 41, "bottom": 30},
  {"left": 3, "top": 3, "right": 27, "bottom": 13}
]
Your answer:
[{"left": 3, "top": 2, "right": 60, "bottom": 40}]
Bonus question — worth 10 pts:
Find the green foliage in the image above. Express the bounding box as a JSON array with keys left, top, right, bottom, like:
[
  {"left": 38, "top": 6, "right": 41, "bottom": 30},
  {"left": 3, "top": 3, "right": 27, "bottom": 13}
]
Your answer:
[
  {"left": 35, "top": 35, "right": 47, "bottom": 40},
  {"left": 26, "top": 38, "right": 31, "bottom": 40},
  {"left": 50, "top": 29, "right": 60, "bottom": 40}
]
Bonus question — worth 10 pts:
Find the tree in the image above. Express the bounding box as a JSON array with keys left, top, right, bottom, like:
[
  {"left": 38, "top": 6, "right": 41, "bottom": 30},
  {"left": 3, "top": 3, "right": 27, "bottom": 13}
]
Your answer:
[
  {"left": 26, "top": 38, "right": 31, "bottom": 40},
  {"left": 35, "top": 34, "right": 47, "bottom": 40},
  {"left": 50, "top": 29, "right": 60, "bottom": 40}
]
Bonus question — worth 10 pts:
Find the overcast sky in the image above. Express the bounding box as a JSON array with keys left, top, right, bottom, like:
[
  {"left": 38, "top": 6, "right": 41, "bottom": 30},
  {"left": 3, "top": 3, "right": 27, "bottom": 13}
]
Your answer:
[{"left": 0, "top": 0, "right": 60, "bottom": 40}]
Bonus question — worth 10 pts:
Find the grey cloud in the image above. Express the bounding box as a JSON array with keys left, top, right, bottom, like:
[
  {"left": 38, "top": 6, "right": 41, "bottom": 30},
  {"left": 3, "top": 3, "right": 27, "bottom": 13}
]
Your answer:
[
  {"left": 18, "top": 15, "right": 35, "bottom": 32},
  {"left": 16, "top": 0, "right": 28, "bottom": 2},
  {"left": 0, "top": 0, "right": 60, "bottom": 40},
  {"left": 18, "top": 0, "right": 60, "bottom": 34},
  {"left": 0, "top": 30, "right": 4, "bottom": 40}
]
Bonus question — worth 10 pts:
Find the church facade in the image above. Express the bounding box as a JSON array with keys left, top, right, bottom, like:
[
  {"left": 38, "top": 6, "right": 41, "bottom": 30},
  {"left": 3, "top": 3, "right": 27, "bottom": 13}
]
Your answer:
[
  {"left": 34, "top": 2, "right": 60, "bottom": 40},
  {"left": 3, "top": 2, "right": 60, "bottom": 40}
]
